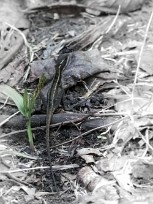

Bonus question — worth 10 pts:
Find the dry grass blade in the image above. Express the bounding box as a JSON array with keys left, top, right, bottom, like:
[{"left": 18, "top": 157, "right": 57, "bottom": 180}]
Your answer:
[{"left": 132, "top": 10, "right": 153, "bottom": 104}]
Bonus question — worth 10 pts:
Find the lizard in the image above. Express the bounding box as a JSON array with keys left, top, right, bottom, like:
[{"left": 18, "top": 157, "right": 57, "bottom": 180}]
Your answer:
[{"left": 46, "top": 53, "right": 69, "bottom": 191}]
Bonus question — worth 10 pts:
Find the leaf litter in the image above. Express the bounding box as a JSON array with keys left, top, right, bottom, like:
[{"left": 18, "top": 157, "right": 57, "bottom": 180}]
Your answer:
[{"left": 1, "top": 0, "right": 153, "bottom": 204}]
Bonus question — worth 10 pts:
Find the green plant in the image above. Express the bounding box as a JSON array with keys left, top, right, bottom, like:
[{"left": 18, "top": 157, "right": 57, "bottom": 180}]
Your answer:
[{"left": 0, "top": 75, "right": 46, "bottom": 151}]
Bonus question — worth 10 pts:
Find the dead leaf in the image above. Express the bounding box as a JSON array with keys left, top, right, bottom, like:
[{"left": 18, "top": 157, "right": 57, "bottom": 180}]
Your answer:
[
  {"left": 113, "top": 171, "right": 133, "bottom": 192},
  {"left": 96, "top": 155, "right": 129, "bottom": 172},
  {"left": 113, "top": 84, "right": 153, "bottom": 115},
  {"left": 0, "top": 1, "right": 29, "bottom": 29},
  {"left": 77, "top": 148, "right": 103, "bottom": 164},
  {"left": 0, "top": 0, "right": 29, "bottom": 70},
  {"left": 0, "top": 144, "right": 7, "bottom": 151},
  {"left": 86, "top": 0, "right": 146, "bottom": 14},
  {"left": 30, "top": 49, "right": 115, "bottom": 89},
  {"left": 21, "top": 186, "right": 36, "bottom": 202},
  {"left": 78, "top": 148, "right": 102, "bottom": 156},
  {"left": 113, "top": 120, "right": 138, "bottom": 153},
  {"left": 136, "top": 46, "right": 153, "bottom": 75},
  {"left": 79, "top": 155, "right": 95, "bottom": 164},
  {"left": 132, "top": 160, "right": 153, "bottom": 183}
]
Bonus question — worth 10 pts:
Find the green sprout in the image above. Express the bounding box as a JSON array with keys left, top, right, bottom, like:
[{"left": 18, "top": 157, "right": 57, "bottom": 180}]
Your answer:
[{"left": 0, "top": 75, "right": 46, "bottom": 151}]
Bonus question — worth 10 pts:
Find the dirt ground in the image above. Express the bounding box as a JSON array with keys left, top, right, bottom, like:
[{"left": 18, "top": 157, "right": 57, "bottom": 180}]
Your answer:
[{"left": 1, "top": 0, "right": 153, "bottom": 204}]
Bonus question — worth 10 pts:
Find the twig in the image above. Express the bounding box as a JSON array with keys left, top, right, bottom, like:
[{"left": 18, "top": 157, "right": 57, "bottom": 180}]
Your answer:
[
  {"left": 0, "top": 111, "right": 20, "bottom": 127},
  {"left": 102, "top": 50, "right": 138, "bottom": 58},
  {"left": 0, "top": 97, "right": 9, "bottom": 110},
  {"left": 0, "top": 116, "right": 90, "bottom": 138},
  {"left": 1, "top": 150, "right": 37, "bottom": 160},
  {"left": 136, "top": 128, "right": 153, "bottom": 152},
  {"left": 0, "top": 164, "right": 79, "bottom": 174},
  {"left": 51, "top": 116, "right": 129, "bottom": 148},
  {"left": 5, "top": 23, "right": 32, "bottom": 52},
  {"left": 5, "top": 173, "right": 32, "bottom": 186},
  {"left": 106, "top": 5, "right": 121, "bottom": 33},
  {"left": 141, "top": 128, "right": 149, "bottom": 158}
]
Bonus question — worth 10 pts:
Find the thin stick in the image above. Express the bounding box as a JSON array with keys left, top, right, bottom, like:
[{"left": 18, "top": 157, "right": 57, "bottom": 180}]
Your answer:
[
  {"left": 5, "top": 23, "right": 32, "bottom": 51},
  {"left": 106, "top": 5, "right": 121, "bottom": 34},
  {"left": 136, "top": 128, "right": 153, "bottom": 151},
  {"left": 0, "top": 164, "right": 79, "bottom": 174},
  {"left": 0, "top": 116, "right": 90, "bottom": 138},
  {"left": 0, "top": 111, "right": 20, "bottom": 127},
  {"left": 51, "top": 116, "right": 129, "bottom": 148},
  {"left": 0, "top": 97, "right": 9, "bottom": 110}
]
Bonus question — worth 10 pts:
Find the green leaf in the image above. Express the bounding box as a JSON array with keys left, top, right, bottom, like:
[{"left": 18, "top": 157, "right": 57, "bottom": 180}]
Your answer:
[
  {"left": 27, "top": 119, "right": 34, "bottom": 151},
  {"left": 0, "top": 84, "right": 25, "bottom": 115},
  {"left": 23, "top": 88, "right": 29, "bottom": 116}
]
